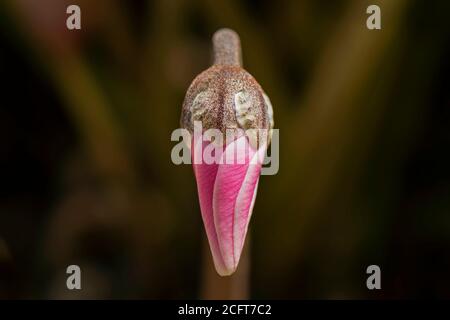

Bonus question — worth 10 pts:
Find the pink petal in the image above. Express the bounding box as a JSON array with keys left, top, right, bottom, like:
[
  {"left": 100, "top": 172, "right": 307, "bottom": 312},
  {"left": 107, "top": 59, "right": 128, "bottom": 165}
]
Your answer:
[
  {"left": 233, "top": 158, "right": 261, "bottom": 264},
  {"left": 192, "top": 134, "right": 265, "bottom": 276},
  {"left": 213, "top": 136, "right": 263, "bottom": 274},
  {"left": 192, "top": 138, "right": 228, "bottom": 275}
]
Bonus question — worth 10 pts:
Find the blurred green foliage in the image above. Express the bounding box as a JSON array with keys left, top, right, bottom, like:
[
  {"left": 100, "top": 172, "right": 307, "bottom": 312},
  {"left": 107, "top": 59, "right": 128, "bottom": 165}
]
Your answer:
[{"left": 0, "top": 0, "right": 449, "bottom": 298}]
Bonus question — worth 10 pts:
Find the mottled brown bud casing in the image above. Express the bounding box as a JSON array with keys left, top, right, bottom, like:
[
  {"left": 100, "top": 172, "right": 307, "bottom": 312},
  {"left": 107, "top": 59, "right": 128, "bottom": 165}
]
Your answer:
[{"left": 180, "top": 28, "right": 274, "bottom": 140}]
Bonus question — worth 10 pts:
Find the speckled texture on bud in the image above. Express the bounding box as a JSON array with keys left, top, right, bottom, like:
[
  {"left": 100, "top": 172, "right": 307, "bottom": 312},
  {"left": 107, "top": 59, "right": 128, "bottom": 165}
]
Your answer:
[{"left": 180, "top": 29, "right": 273, "bottom": 137}]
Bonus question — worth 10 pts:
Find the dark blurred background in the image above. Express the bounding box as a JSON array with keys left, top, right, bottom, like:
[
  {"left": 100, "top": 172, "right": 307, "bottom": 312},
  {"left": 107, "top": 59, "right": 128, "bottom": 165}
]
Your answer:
[{"left": 0, "top": 0, "right": 449, "bottom": 299}]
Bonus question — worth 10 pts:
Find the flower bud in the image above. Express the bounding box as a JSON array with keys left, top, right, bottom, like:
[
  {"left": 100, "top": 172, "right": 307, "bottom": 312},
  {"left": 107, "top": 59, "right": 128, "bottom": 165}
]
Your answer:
[{"left": 180, "top": 28, "right": 274, "bottom": 276}]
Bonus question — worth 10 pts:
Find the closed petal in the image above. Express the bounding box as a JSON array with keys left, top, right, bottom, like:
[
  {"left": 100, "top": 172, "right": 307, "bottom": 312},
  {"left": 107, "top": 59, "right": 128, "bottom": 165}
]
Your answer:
[
  {"left": 192, "top": 138, "right": 228, "bottom": 275},
  {"left": 212, "top": 136, "right": 263, "bottom": 273}
]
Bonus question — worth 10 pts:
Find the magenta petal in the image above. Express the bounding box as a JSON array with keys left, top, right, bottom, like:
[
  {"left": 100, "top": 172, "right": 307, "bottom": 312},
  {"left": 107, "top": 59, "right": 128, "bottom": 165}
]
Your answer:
[
  {"left": 213, "top": 136, "right": 263, "bottom": 274},
  {"left": 192, "top": 134, "right": 264, "bottom": 276},
  {"left": 232, "top": 158, "right": 261, "bottom": 264},
  {"left": 192, "top": 138, "right": 228, "bottom": 275}
]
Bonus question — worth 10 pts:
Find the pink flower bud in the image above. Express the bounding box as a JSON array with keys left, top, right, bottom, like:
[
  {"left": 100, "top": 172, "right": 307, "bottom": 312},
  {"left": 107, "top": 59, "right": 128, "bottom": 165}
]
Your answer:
[{"left": 181, "top": 28, "right": 274, "bottom": 276}]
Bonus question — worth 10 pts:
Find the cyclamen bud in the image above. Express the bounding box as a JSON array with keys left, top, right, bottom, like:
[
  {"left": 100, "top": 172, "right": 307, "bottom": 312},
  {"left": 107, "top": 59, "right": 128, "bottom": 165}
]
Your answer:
[{"left": 180, "top": 28, "right": 274, "bottom": 276}]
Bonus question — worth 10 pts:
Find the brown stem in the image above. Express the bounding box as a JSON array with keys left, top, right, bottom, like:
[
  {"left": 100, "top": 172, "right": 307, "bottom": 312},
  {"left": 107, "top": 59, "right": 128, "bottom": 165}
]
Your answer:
[
  {"left": 212, "top": 28, "right": 242, "bottom": 67},
  {"left": 201, "top": 233, "right": 250, "bottom": 299}
]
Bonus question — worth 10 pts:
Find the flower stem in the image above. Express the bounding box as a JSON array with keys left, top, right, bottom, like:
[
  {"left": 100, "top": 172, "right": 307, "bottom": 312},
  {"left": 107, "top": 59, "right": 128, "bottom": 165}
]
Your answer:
[
  {"left": 201, "top": 233, "right": 250, "bottom": 299},
  {"left": 213, "top": 28, "right": 242, "bottom": 67}
]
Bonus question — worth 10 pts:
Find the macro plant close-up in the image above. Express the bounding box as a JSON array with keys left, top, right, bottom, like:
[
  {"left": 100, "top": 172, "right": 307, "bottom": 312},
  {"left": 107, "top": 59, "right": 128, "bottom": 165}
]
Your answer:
[
  {"left": 181, "top": 28, "right": 273, "bottom": 279},
  {"left": 0, "top": 0, "right": 449, "bottom": 303}
]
